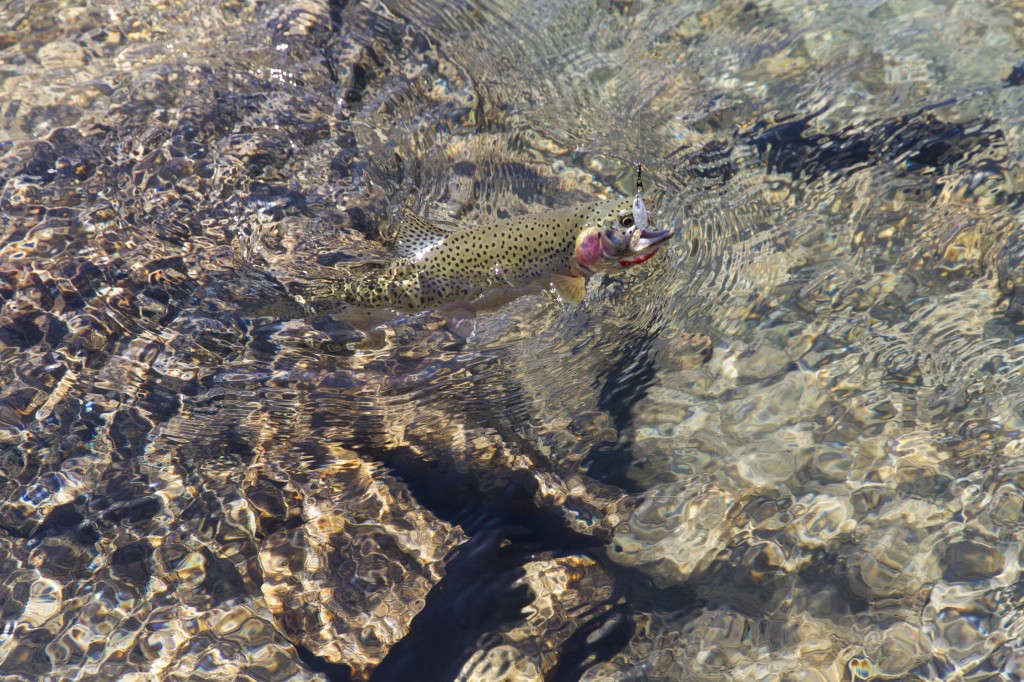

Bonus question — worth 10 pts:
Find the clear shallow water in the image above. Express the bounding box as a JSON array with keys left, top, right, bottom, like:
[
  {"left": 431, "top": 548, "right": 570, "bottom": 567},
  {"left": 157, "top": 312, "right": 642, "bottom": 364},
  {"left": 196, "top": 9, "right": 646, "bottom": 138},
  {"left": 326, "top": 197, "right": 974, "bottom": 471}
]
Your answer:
[{"left": 1, "top": 0, "right": 1024, "bottom": 679}]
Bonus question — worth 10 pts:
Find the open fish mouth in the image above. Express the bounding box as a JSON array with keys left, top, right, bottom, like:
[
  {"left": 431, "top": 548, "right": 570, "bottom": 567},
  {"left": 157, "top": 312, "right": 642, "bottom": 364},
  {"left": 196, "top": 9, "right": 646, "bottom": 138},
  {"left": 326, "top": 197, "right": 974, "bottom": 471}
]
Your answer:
[
  {"left": 615, "top": 228, "right": 673, "bottom": 267},
  {"left": 633, "top": 227, "right": 672, "bottom": 252}
]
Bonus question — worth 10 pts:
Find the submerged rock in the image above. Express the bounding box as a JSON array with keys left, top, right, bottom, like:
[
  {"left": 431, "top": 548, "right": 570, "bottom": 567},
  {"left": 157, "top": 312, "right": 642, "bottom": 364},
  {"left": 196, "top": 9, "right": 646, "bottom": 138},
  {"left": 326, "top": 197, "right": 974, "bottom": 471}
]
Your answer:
[{"left": 3, "top": 0, "right": 1024, "bottom": 680}]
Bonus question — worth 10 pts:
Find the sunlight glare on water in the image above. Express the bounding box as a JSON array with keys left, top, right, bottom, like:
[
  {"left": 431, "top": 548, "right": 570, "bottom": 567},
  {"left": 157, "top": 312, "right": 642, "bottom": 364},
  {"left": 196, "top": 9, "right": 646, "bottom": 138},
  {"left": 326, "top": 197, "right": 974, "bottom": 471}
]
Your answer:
[{"left": 1, "top": 0, "right": 1024, "bottom": 679}]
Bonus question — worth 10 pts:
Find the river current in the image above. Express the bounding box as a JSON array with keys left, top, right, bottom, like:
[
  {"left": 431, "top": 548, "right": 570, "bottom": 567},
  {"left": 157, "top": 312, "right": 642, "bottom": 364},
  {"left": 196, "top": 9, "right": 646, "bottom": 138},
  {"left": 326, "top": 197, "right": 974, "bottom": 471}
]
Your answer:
[{"left": 2, "top": 0, "right": 1024, "bottom": 680}]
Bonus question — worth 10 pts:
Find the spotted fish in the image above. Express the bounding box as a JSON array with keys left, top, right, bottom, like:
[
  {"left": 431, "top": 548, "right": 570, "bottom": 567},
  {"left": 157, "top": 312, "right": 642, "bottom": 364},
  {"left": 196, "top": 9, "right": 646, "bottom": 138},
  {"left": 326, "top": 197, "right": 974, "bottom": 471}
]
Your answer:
[{"left": 302, "top": 195, "right": 671, "bottom": 315}]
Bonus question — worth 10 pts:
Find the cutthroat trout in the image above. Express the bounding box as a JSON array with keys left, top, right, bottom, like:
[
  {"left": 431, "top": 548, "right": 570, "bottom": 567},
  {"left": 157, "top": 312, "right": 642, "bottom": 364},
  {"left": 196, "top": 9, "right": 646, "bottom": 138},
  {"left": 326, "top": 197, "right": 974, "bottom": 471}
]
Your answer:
[{"left": 299, "top": 195, "right": 671, "bottom": 316}]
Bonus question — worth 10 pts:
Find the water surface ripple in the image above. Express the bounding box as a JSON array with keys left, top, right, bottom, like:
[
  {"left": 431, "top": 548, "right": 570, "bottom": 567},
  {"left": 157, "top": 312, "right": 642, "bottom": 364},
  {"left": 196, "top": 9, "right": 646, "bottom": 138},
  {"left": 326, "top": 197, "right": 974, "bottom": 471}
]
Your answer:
[{"left": 1, "top": 0, "right": 1024, "bottom": 679}]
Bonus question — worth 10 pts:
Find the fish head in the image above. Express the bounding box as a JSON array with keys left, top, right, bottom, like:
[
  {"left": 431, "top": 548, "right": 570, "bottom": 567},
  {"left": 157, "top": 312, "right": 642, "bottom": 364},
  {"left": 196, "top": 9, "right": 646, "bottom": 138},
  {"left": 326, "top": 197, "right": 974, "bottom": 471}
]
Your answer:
[{"left": 573, "top": 196, "right": 672, "bottom": 276}]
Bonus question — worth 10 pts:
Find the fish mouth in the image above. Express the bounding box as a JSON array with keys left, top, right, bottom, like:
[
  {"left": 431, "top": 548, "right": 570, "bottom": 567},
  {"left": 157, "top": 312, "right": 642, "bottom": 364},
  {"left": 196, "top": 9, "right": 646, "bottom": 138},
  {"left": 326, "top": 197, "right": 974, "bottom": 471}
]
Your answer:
[
  {"left": 633, "top": 227, "right": 672, "bottom": 252},
  {"left": 615, "top": 228, "right": 673, "bottom": 267},
  {"left": 601, "top": 228, "right": 673, "bottom": 258}
]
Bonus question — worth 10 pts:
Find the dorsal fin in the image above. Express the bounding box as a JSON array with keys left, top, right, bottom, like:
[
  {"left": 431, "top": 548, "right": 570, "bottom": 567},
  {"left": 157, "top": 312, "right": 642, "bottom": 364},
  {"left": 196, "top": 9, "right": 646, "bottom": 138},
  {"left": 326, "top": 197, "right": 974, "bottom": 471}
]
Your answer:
[{"left": 391, "top": 213, "right": 458, "bottom": 259}]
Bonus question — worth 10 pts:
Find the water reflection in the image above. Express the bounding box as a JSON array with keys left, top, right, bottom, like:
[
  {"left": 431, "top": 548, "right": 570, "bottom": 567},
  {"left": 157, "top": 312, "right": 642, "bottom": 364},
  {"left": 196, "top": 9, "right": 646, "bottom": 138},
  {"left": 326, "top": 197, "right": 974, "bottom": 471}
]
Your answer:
[{"left": 1, "top": 0, "right": 1023, "bottom": 679}]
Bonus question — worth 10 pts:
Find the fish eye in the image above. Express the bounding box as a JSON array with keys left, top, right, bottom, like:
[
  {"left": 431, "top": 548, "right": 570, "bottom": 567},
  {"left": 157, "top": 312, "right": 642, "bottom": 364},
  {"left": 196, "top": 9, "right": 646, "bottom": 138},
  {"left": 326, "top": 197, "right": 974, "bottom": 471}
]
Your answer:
[{"left": 619, "top": 214, "right": 634, "bottom": 228}]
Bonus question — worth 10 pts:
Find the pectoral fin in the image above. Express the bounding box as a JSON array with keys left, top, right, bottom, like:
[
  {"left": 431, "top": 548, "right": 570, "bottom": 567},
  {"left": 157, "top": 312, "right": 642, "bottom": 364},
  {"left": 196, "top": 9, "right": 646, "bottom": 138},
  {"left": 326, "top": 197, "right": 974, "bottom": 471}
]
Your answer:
[{"left": 553, "top": 274, "right": 587, "bottom": 304}]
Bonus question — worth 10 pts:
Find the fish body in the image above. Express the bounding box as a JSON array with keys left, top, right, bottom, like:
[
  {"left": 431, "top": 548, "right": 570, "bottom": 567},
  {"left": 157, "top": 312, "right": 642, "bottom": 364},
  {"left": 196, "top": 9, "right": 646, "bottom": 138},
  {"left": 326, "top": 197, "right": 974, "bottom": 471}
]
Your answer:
[{"left": 307, "top": 196, "right": 671, "bottom": 314}]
